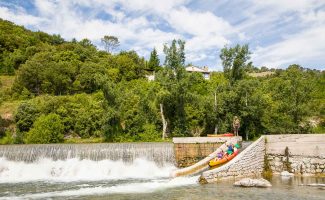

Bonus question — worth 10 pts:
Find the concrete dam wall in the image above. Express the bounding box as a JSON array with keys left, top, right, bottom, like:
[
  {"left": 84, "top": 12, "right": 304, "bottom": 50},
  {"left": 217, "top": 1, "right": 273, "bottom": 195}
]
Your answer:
[{"left": 266, "top": 134, "right": 325, "bottom": 175}]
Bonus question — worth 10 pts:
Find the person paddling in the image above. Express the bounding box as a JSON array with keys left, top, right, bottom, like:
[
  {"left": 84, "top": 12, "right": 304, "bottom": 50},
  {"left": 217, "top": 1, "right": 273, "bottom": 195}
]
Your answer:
[
  {"left": 217, "top": 150, "right": 224, "bottom": 160},
  {"left": 226, "top": 144, "right": 234, "bottom": 155}
]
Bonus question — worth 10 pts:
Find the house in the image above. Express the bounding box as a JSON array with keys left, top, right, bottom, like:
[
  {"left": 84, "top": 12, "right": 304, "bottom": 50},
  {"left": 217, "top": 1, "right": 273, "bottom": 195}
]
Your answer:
[
  {"left": 185, "top": 66, "right": 210, "bottom": 80},
  {"left": 145, "top": 66, "right": 211, "bottom": 81}
]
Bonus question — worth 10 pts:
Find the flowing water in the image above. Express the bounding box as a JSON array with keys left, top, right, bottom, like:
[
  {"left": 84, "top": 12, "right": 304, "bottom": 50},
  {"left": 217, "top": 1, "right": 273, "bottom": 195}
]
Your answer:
[{"left": 0, "top": 143, "right": 324, "bottom": 200}]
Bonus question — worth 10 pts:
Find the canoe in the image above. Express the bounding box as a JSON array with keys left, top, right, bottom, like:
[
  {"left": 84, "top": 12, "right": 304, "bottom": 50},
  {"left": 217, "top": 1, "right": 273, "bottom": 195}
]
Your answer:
[
  {"left": 208, "top": 150, "right": 239, "bottom": 167},
  {"left": 207, "top": 133, "right": 234, "bottom": 137}
]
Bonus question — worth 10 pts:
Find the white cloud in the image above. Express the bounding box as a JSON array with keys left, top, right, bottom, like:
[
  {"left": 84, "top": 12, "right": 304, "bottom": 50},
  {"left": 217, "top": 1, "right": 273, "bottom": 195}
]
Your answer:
[
  {"left": 0, "top": 6, "right": 45, "bottom": 26},
  {"left": 252, "top": 26, "right": 325, "bottom": 68}
]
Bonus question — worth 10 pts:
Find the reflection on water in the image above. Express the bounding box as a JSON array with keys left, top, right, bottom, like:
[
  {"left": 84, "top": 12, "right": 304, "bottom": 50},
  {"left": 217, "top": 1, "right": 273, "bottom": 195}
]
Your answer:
[{"left": 0, "top": 176, "right": 324, "bottom": 200}]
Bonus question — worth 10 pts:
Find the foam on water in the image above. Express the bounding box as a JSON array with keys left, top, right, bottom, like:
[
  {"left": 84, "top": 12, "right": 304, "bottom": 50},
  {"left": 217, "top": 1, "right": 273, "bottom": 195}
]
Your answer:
[
  {"left": 0, "top": 157, "right": 176, "bottom": 183},
  {"left": 1, "top": 176, "right": 198, "bottom": 199}
]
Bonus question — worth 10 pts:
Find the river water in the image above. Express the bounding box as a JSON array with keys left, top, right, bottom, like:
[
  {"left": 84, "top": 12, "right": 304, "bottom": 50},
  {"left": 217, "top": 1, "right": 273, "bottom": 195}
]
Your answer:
[{"left": 0, "top": 143, "right": 324, "bottom": 199}]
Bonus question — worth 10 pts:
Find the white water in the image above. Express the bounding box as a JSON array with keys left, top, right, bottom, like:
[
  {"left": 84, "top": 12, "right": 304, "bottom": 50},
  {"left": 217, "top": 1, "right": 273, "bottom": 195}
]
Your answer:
[
  {"left": 0, "top": 156, "right": 198, "bottom": 199},
  {"left": 0, "top": 157, "right": 178, "bottom": 183},
  {"left": 2, "top": 176, "right": 198, "bottom": 200}
]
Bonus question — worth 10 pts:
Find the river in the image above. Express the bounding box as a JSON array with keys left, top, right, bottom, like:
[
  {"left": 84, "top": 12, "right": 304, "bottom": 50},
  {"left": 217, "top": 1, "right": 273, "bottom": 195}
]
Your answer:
[{"left": 0, "top": 143, "right": 324, "bottom": 199}]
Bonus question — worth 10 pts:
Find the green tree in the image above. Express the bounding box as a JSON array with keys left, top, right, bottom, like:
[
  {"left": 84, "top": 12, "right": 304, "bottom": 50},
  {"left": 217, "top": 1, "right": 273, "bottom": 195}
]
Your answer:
[
  {"left": 25, "top": 113, "right": 64, "bottom": 144},
  {"left": 262, "top": 65, "right": 315, "bottom": 133},
  {"left": 15, "top": 102, "right": 39, "bottom": 133},
  {"left": 157, "top": 39, "right": 189, "bottom": 137},
  {"left": 101, "top": 35, "right": 120, "bottom": 53},
  {"left": 220, "top": 44, "right": 251, "bottom": 85},
  {"left": 148, "top": 48, "right": 160, "bottom": 70}
]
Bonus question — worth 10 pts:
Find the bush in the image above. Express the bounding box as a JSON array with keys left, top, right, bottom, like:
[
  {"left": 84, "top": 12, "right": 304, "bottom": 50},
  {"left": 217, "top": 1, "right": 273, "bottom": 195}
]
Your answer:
[
  {"left": 137, "top": 124, "right": 162, "bottom": 142},
  {"left": 15, "top": 102, "right": 39, "bottom": 132},
  {"left": 25, "top": 113, "right": 64, "bottom": 144},
  {"left": 0, "top": 130, "right": 14, "bottom": 144}
]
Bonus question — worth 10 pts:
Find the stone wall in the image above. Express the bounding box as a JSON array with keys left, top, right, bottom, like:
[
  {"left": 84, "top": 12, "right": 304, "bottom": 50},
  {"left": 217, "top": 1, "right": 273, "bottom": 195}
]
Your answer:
[
  {"left": 266, "top": 134, "right": 325, "bottom": 175},
  {"left": 173, "top": 137, "right": 241, "bottom": 167},
  {"left": 199, "top": 136, "right": 265, "bottom": 183}
]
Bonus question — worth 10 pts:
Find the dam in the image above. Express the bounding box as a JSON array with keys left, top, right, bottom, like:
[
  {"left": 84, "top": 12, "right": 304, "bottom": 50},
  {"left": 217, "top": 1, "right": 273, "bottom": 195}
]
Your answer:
[{"left": 0, "top": 134, "right": 324, "bottom": 199}]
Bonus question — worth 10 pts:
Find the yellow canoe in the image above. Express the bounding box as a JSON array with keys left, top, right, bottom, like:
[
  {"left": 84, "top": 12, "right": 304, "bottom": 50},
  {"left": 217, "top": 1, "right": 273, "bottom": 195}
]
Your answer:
[{"left": 208, "top": 150, "right": 239, "bottom": 167}]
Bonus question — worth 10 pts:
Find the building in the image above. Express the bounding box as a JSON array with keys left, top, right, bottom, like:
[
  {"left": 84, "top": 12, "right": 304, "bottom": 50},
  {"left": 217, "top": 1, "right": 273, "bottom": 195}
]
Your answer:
[
  {"left": 185, "top": 66, "right": 210, "bottom": 80},
  {"left": 145, "top": 66, "right": 211, "bottom": 81}
]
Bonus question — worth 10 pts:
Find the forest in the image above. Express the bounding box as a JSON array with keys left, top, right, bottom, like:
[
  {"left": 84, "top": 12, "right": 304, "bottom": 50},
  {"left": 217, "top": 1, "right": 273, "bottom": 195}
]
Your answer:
[{"left": 0, "top": 18, "right": 324, "bottom": 144}]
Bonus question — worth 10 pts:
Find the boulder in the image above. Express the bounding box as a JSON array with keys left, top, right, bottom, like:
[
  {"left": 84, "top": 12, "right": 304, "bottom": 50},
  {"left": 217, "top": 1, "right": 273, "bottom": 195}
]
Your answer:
[
  {"left": 233, "top": 178, "right": 272, "bottom": 187},
  {"left": 281, "top": 171, "right": 294, "bottom": 177}
]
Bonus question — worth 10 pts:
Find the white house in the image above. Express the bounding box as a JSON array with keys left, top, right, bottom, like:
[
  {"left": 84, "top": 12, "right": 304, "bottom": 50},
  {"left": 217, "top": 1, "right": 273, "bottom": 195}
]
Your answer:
[
  {"left": 145, "top": 66, "right": 211, "bottom": 81},
  {"left": 185, "top": 66, "right": 210, "bottom": 80}
]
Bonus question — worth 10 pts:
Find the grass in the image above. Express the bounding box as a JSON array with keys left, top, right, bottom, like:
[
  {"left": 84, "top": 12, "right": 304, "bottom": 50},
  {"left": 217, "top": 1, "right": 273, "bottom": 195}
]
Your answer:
[
  {"left": 0, "top": 75, "right": 15, "bottom": 92},
  {"left": 0, "top": 100, "right": 21, "bottom": 120},
  {"left": 313, "top": 125, "right": 325, "bottom": 134}
]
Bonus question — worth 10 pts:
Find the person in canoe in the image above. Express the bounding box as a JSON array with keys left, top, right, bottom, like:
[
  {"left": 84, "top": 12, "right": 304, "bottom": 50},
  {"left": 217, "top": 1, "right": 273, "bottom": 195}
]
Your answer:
[
  {"left": 226, "top": 143, "right": 234, "bottom": 155},
  {"left": 217, "top": 150, "right": 224, "bottom": 160},
  {"left": 234, "top": 143, "right": 240, "bottom": 151}
]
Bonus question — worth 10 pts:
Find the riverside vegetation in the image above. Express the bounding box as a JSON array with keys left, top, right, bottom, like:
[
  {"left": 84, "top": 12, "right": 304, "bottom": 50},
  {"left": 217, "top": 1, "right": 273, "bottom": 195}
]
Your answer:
[{"left": 0, "top": 19, "right": 324, "bottom": 144}]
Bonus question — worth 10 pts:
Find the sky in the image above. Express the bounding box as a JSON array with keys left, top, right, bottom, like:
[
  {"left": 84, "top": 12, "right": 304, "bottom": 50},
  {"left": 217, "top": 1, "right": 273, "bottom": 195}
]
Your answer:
[{"left": 0, "top": 0, "right": 324, "bottom": 71}]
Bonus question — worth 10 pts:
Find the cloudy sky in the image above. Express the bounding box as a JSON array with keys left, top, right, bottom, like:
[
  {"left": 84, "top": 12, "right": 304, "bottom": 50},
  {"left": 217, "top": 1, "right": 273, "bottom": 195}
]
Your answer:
[{"left": 0, "top": 0, "right": 324, "bottom": 70}]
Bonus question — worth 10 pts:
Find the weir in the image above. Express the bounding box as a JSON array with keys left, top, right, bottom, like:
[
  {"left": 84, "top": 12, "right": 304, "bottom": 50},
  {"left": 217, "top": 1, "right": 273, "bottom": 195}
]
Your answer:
[{"left": 0, "top": 143, "right": 176, "bottom": 166}]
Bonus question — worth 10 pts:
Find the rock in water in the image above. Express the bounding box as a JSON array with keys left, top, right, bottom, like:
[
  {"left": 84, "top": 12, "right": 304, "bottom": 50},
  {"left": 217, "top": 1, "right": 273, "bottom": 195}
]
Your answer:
[
  {"left": 307, "top": 183, "right": 325, "bottom": 187},
  {"left": 281, "top": 171, "right": 294, "bottom": 177},
  {"left": 233, "top": 178, "right": 272, "bottom": 188}
]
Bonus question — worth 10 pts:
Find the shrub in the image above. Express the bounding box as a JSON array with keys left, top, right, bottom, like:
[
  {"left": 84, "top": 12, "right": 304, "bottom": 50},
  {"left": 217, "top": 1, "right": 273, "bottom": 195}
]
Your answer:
[{"left": 25, "top": 113, "right": 64, "bottom": 144}]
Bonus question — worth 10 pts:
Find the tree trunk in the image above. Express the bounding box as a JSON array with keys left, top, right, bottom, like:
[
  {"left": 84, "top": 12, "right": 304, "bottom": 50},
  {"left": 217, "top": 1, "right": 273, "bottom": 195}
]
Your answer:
[
  {"left": 214, "top": 125, "right": 218, "bottom": 134},
  {"left": 160, "top": 103, "right": 168, "bottom": 139}
]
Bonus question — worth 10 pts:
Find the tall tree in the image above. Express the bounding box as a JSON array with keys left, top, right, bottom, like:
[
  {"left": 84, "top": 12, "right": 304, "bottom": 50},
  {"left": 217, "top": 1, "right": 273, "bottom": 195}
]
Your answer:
[
  {"left": 101, "top": 35, "right": 120, "bottom": 53},
  {"left": 163, "top": 39, "right": 186, "bottom": 80},
  {"left": 158, "top": 39, "right": 189, "bottom": 137},
  {"left": 148, "top": 48, "right": 160, "bottom": 70},
  {"left": 220, "top": 44, "right": 251, "bottom": 85}
]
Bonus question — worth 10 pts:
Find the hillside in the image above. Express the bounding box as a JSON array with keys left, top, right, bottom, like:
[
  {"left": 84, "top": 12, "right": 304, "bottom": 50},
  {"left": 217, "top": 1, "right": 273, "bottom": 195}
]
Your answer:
[{"left": 0, "top": 19, "right": 324, "bottom": 144}]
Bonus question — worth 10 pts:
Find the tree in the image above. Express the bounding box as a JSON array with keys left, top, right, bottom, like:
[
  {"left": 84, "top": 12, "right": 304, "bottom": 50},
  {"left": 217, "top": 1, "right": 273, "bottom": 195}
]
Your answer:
[
  {"left": 148, "top": 48, "right": 160, "bottom": 70},
  {"left": 101, "top": 35, "right": 120, "bottom": 53},
  {"left": 15, "top": 102, "right": 39, "bottom": 133},
  {"left": 158, "top": 39, "right": 189, "bottom": 137},
  {"left": 220, "top": 44, "right": 251, "bottom": 85},
  {"left": 262, "top": 65, "right": 315, "bottom": 134},
  {"left": 25, "top": 113, "right": 64, "bottom": 144},
  {"left": 163, "top": 39, "right": 186, "bottom": 80}
]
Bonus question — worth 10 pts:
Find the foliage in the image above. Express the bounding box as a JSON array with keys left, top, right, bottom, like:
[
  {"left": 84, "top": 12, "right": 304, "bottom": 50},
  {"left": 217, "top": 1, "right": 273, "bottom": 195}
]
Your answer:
[
  {"left": 15, "top": 102, "right": 39, "bottom": 133},
  {"left": 25, "top": 113, "right": 64, "bottom": 144},
  {"left": 220, "top": 44, "right": 251, "bottom": 85},
  {"left": 101, "top": 35, "right": 120, "bottom": 53},
  {"left": 0, "top": 19, "right": 324, "bottom": 144},
  {"left": 148, "top": 48, "right": 160, "bottom": 71},
  {"left": 261, "top": 65, "right": 316, "bottom": 134},
  {"left": 0, "top": 130, "right": 15, "bottom": 144}
]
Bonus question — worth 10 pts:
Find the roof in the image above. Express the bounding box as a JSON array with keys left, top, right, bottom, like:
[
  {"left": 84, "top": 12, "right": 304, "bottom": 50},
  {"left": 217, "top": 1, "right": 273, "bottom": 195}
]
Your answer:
[{"left": 186, "top": 66, "right": 209, "bottom": 73}]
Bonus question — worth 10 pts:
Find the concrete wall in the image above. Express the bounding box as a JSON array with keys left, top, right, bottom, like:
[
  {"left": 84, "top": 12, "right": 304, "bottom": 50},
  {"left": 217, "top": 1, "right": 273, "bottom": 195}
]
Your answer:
[
  {"left": 199, "top": 134, "right": 325, "bottom": 184},
  {"left": 172, "top": 137, "right": 241, "bottom": 177},
  {"left": 173, "top": 137, "right": 241, "bottom": 167},
  {"left": 199, "top": 136, "right": 265, "bottom": 183},
  {"left": 266, "top": 134, "right": 325, "bottom": 175}
]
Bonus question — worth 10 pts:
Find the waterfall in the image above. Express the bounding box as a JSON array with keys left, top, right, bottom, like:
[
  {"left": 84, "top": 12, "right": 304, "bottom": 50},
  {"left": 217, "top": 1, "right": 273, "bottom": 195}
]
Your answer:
[
  {"left": 0, "top": 142, "right": 176, "bottom": 165},
  {"left": 0, "top": 143, "right": 177, "bottom": 183}
]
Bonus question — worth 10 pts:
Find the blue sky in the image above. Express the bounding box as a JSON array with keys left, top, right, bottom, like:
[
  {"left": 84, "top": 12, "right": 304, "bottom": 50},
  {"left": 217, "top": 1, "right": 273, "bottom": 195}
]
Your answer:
[{"left": 0, "top": 0, "right": 324, "bottom": 71}]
